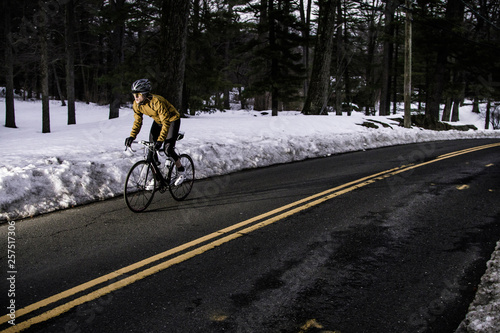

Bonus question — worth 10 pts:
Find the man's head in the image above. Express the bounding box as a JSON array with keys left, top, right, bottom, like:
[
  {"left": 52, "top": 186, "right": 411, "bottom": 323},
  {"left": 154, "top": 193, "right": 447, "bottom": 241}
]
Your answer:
[
  {"left": 131, "top": 79, "right": 151, "bottom": 104},
  {"left": 133, "top": 92, "right": 145, "bottom": 104}
]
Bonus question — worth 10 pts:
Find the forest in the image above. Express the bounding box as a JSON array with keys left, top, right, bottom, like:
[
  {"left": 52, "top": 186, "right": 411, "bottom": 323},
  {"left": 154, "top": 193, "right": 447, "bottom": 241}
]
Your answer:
[{"left": 2, "top": 0, "right": 500, "bottom": 132}]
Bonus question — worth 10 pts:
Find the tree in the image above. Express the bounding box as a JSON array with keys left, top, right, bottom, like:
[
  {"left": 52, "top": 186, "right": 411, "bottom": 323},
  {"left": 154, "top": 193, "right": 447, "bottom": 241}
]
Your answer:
[
  {"left": 403, "top": 0, "right": 412, "bottom": 128},
  {"left": 379, "top": 0, "right": 399, "bottom": 116},
  {"left": 425, "top": 0, "right": 465, "bottom": 122},
  {"left": 159, "top": 0, "right": 191, "bottom": 112},
  {"left": 66, "top": 0, "right": 76, "bottom": 125},
  {"left": 3, "top": 0, "right": 498, "bottom": 125},
  {"left": 335, "top": 0, "right": 345, "bottom": 115},
  {"left": 242, "top": 0, "right": 306, "bottom": 114},
  {"left": 298, "top": 0, "right": 313, "bottom": 97},
  {"left": 354, "top": 0, "right": 383, "bottom": 115},
  {"left": 39, "top": 2, "right": 51, "bottom": 134},
  {"left": 109, "top": 0, "right": 126, "bottom": 120},
  {"left": 247, "top": 0, "right": 271, "bottom": 111},
  {"left": 302, "top": 0, "right": 337, "bottom": 115},
  {"left": 3, "top": 0, "right": 16, "bottom": 128},
  {"left": 185, "top": 0, "right": 246, "bottom": 112}
]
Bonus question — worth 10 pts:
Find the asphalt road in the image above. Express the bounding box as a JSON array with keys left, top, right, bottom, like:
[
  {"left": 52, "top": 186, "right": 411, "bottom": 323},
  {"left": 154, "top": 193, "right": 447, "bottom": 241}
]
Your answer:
[{"left": 1, "top": 139, "right": 500, "bottom": 333}]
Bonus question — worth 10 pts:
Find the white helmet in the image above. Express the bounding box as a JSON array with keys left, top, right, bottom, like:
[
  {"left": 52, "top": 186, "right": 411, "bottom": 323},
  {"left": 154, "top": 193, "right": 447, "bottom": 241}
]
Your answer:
[{"left": 131, "top": 79, "right": 151, "bottom": 93}]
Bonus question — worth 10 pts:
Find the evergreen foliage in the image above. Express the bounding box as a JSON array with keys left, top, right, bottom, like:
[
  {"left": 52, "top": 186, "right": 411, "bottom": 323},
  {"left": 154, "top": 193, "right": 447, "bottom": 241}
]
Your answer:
[{"left": 1, "top": 0, "right": 499, "bottom": 124}]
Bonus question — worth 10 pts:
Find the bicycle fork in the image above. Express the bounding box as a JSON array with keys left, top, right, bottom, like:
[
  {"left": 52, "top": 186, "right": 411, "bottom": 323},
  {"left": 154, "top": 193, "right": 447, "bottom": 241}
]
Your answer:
[{"left": 145, "top": 150, "right": 167, "bottom": 192}]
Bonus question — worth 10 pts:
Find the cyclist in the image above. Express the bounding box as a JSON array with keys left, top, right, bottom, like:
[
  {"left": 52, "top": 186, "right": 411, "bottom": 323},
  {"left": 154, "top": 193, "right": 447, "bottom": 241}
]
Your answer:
[{"left": 125, "top": 79, "right": 185, "bottom": 186}]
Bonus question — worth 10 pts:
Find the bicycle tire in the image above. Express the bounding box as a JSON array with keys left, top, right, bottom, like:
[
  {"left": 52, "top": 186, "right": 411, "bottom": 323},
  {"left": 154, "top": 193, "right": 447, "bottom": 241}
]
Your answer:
[
  {"left": 124, "top": 160, "right": 156, "bottom": 212},
  {"left": 168, "top": 154, "right": 195, "bottom": 201}
]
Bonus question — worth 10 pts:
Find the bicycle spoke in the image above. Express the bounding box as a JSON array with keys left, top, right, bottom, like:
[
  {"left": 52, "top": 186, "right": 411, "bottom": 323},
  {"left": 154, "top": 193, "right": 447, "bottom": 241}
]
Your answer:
[
  {"left": 168, "top": 154, "right": 194, "bottom": 201},
  {"left": 124, "top": 161, "right": 156, "bottom": 212}
]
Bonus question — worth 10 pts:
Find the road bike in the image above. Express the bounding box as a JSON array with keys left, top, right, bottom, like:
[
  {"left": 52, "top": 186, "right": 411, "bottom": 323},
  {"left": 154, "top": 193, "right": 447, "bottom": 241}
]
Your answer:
[{"left": 124, "top": 133, "right": 194, "bottom": 212}]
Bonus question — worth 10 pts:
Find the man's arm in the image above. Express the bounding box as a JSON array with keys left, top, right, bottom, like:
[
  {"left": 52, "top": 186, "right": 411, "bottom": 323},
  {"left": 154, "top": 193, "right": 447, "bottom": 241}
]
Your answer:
[{"left": 130, "top": 106, "right": 143, "bottom": 138}]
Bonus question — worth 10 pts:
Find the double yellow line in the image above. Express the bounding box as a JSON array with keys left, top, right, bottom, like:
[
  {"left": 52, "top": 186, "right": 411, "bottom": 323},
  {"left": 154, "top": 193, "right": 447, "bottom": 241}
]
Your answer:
[{"left": 2, "top": 142, "right": 499, "bottom": 332}]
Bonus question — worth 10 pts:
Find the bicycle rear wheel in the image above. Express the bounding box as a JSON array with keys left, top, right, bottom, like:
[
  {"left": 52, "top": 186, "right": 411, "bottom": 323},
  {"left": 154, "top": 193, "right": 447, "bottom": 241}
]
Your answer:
[
  {"left": 124, "top": 160, "right": 156, "bottom": 212},
  {"left": 168, "top": 154, "right": 195, "bottom": 201}
]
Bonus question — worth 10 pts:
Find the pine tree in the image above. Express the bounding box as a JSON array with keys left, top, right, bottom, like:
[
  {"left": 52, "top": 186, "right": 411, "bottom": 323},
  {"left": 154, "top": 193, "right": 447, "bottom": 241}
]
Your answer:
[
  {"left": 302, "top": 0, "right": 337, "bottom": 115},
  {"left": 37, "top": 2, "right": 51, "bottom": 134},
  {"left": 159, "top": 0, "right": 191, "bottom": 111},
  {"left": 108, "top": 0, "right": 127, "bottom": 120},
  {"left": 66, "top": 0, "right": 76, "bottom": 125},
  {"left": 245, "top": 0, "right": 306, "bottom": 115},
  {"left": 3, "top": 0, "right": 16, "bottom": 128}
]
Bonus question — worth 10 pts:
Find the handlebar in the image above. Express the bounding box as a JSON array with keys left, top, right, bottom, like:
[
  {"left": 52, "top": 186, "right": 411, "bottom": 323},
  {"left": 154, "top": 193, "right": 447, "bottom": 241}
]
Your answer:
[
  {"left": 125, "top": 140, "right": 152, "bottom": 153},
  {"left": 125, "top": 140, "right": 167, "bottom": 158},
  {"left": 124, "top": 131, "right": 185, "bottom": 152}
]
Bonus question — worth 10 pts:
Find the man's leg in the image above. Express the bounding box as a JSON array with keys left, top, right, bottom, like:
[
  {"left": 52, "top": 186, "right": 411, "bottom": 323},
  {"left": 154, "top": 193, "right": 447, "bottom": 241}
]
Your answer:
[
  {"left": 164, "top": 119, "right": 186, "bottom": 185},
  {"left": 164, "top": 119, "right": 181, "bottom": 162},
  {"left": 149, "top": 122, "right": 162, "bottom": 164}
]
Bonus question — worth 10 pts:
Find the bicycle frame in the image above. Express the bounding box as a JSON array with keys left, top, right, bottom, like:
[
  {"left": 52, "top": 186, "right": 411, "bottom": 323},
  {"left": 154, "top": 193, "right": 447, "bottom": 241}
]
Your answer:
[
  {"left": 149, "top": 142, "right": 174, "bottom": 191},
  {"left": 124, "top": 134, "right": 194, "bottom": 211},
  {"left": 128, "top": 140, "right": 172, "bottom": 191}
]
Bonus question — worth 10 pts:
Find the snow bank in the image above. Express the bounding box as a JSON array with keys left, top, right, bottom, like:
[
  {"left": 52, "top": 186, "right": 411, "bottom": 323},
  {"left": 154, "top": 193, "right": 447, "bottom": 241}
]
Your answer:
[
  {"left": 1, "top": 100, "right": 499, "bottom": 221},
  {"left": 456, "top": 240, "right": 500, "bottom": 333}
]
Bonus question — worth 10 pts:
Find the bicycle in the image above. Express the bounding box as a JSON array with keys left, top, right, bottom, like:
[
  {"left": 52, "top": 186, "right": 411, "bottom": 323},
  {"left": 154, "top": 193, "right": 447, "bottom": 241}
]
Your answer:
[{"left": 124, "top": 132, "right": 195, "bottom": 212}]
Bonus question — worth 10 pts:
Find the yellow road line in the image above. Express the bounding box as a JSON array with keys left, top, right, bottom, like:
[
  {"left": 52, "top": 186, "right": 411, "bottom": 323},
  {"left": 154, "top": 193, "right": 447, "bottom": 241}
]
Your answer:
[
  {"left": 2, "top": 142, "right": 499, "bottom": 332},
  {"left": 1, "top": 169, "right": 400, "bottom": 333},
  {"left": 0, "top": 167, "right": 402, "bottom": 327}
]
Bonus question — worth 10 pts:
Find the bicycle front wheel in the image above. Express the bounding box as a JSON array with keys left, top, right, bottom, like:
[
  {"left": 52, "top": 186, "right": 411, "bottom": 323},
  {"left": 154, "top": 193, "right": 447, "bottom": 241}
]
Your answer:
[
  {"left": 124, "top": 160, "right": 156, "bottom": 212},
  {"left": 168, "top": 154, "right": 195, "bottom": 201}
]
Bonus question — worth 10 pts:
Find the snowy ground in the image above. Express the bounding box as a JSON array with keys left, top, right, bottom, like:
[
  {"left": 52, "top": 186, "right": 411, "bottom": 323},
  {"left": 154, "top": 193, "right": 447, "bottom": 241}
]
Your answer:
[{"left": 1, "top": 98, "right": 500, "bottom": 331}]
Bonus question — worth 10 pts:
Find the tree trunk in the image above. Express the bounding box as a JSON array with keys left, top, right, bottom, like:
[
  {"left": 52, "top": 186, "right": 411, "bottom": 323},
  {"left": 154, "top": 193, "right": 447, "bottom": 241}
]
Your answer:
[
  {"left": 425, "top": 0, "right": 464, "bottom": 121},
  {"left": 4, "top": 0, "right": 16, "bottom": 128},
  {"left": 298, "top": 0, "right": 312, "bottom": 97},
  {"left": 223, "top": 87, "right": 230, "bottom": 110},
  {"left": 379, "top": 0, "right": 399, "bottom": 116},
  {"left": 451, "top": 98, "right": 460, "bottom": 122},
  {"left": 426, "top": 49, "right": 447, "bottom": 121},
  {"left": 403, "top": 0, "right": 412, "bottom": 127},
  {"left": 66, "top": 0, "right": 76, "bottom": 124},
  {"left": 109, "top": 0, "right": 125, "bottom": 120},
  {"left": 302, "top": 0, "right": 337, "bottom": 115},
  {"left": 364, "top": 7, "right": 378, "bottom": 116},
  {"left": 485, "top": 100, "right": 491, "bottom": 130},
  {"left": 39, "top": 8, "right": 50, "bottom": 134},
  {"left": 269, "top": 0, "right": 279, "bottom": 116},
  {"left": 335, "top": 0, "right": 343, "bottom": 116},
  {"left": 77, "top": 32, "right": 90, "bottom": 104},
  {"left": 254, "top": 93, "right": 270, "bottom": 111},
  {"left": 52, "top": 63, "right": 66, "bottom": 106},
  {"left": 392, "top": 17, "right": 399, "bottom": 115},
  {"left": 344, "top": 66, "right": 351, "bottom": 115},
  {"left": 442, "top": 97, "right": 452, "bottom": 122},
  {"left": 342, "top": 8, "right": 352, "bottom": 116},
  {"left": 223, "top": 3, "right": 233, "bottom": 111},
  {"left": 252, "top": 0, "right": 270, "bottom": 113},
  {"left": 451, "top": 71, "right": 464, "bottom": 122},
  {"left": 472, "top": 97, "right": 480, "bottom": 113},
  {"left": 159, "top": 0, "right": 191, "bottom": 112}
]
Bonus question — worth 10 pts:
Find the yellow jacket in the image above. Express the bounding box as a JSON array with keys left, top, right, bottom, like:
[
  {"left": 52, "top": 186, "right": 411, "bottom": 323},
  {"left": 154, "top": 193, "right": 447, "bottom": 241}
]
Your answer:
[{"left": 131, "top": 94, "right": 180, "bottom": 141}]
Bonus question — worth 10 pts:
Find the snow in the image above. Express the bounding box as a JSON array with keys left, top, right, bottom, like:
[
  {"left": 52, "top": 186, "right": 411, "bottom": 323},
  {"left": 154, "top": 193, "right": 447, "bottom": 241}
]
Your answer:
[
  {"left": 1, "top": 98, "right": 500, "bottom": 331},
  {"left": 456, "top": 240, "right": 500, "bottom": 333}
]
